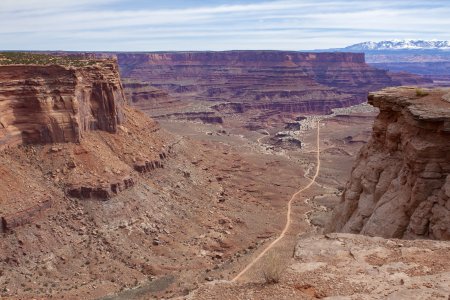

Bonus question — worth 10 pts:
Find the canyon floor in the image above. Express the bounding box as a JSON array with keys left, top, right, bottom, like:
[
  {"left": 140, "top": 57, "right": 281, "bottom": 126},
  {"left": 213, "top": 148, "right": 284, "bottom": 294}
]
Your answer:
[
  {"left": 2, "top": 100, "right": 449, "bottom": 300},
  {"left": 0, "top": 101, "right": 375, "bottom": 300},
  {"left": 111, "top": 104, "right": 379, "bottom": 299},
  {"left": 145, "top": 101, "right": 449, "bottom": 300}
]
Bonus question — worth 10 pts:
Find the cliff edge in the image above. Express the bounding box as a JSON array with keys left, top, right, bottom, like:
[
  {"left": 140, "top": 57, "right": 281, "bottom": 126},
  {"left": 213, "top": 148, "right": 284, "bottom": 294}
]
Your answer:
[
  {"left": 327, "top": 87, "right": 450, "bottom": 240},
  {"left": 0, "top": 55, "right": 125, "bottom": 149}
]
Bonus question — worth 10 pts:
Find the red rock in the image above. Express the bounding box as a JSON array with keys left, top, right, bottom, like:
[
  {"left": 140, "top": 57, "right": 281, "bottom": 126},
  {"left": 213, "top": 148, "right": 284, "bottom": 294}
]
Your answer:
[
  {"left": 68, "top": 176, "right": 135, "bottom": 200},
  {"left": 1, "top": 199, "right": 52, "bottom": 232},
  {"left": 327, "top": 87, "right": 450, "bottom": 240},
  {"left": 118, "top": 51, "right": 402, "bottom": 115},
  {"left": 0, "top": 60, "right": 125, "bottom": 149}
]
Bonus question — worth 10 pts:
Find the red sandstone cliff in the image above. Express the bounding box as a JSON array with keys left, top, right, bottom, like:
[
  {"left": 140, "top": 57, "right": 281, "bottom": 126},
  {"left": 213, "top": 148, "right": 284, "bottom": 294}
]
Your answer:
[
  {"left": 0, "top": 56, "right": 177, "bottom": 298},
  {"left": 0, "top": 60, "right": 125, "bottom": 149},
  {"left": 121, "top": 80, "right": 181, "bottom": 112},
  {"left": 0, "top": 56, "right": 173, "bottom": 227},
  {"left": 118, "top": 51, "right": 404, "bottom": 115},
  {"left": 327, "top": 87, "right": 450, "bottom": 240}
]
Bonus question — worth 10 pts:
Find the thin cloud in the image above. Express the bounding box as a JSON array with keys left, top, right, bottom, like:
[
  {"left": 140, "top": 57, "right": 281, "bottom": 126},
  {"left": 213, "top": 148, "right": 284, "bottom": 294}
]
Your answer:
[
  {"left": 1, "top": 0, "right": 118, "bottom": 9},
  {"left": 0, "top": 0, "right": 449, "bottom": 51}
]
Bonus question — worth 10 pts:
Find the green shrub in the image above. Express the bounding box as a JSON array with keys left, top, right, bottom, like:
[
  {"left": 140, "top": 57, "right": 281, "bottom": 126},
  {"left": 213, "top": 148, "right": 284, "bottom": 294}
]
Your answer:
[{"left": 0, "top": 52, "right": 99, "bottom": 67}]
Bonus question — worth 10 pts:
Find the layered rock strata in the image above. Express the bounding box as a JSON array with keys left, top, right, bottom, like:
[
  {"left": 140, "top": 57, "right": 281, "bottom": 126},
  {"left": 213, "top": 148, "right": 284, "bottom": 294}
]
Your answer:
[
  {"left": 66, "top": 176, "right": 135, "bottom": 200},
  {"left": 154, "top": 112, "right": 224, "bottom": 124},
  {"left": 122, "top": 81, "right": 179, "bottom": 111},
  {"left": 0, "top": 57, "right": 146, "bottom": 234},
  {"left": 0, "top": 60, "right": 125, "bottom": 149},
  {"left": 66, "top": 147, "right": 170, "bottom": 200},
  {"left": 328, "top": 87, "right": 450, "bottom": 240},
  {"left": 0, "top": 199, "right": 52, "bottom": 233},
  {"left": 118, "top": 51, "right": 400, "bottom": 115}
]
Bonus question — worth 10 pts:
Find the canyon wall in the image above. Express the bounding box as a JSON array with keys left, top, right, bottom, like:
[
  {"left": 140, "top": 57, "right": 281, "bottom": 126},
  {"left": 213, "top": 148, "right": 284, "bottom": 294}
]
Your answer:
[
  {"left": 0, "top": 60, "right": 125, "bottom": 149},
  {"left": 122, "top": 81, "right": 178, "bottom": 112},
  {"left": 117, "top": 51, "right": 401, "bottom": 115},
  {"left": 327, "top": 87, "right": 450, "bottom": 240}
]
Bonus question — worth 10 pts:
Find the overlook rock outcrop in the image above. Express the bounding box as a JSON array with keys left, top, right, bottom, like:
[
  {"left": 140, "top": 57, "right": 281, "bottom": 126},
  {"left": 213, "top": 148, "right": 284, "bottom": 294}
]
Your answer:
[
  {"left": 0, "top": 60, "right": 125, "bottom": 149},
  {"left": 327, "top": 87, "right": 450, "bottom": 240}
]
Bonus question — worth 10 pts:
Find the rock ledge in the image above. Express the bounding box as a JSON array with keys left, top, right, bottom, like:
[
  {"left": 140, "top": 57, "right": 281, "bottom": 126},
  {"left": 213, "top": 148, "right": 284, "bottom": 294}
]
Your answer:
[{"left": 328, "top": 87, "right": 450, "bottom": 240}]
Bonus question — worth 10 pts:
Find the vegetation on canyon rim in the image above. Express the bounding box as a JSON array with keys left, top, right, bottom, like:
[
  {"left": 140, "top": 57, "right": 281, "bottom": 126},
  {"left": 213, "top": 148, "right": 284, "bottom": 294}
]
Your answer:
[
  {"left": 0, "top": 52, "right": 98, "bottom": 67},
  {"left": 261, "top": 251, "right": 285, "bottom": 284}
]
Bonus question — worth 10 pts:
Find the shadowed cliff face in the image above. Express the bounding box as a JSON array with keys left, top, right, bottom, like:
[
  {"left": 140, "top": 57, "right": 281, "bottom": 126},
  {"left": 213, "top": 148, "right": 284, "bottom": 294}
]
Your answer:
[
  {"left": 118, "top": 51, "right": 401, "bottom": 115},
  {"left": 0, "top": 61, "right": 125, "bottom": 149},
  {"left": 327, "top": 87, "right": 450, "bottom": 240}
]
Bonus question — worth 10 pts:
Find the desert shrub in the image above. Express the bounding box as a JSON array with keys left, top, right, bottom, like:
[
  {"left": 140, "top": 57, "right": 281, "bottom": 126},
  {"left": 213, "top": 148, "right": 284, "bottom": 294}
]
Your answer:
[
  {"left": 262, "top": 251, "right": 285, "bottom": 284},
  {"left": 0, "top": 52, "right": 99, "bottom": 67},
  {"left": 415, "top": 88, "right": 429, "bottom": 97}
]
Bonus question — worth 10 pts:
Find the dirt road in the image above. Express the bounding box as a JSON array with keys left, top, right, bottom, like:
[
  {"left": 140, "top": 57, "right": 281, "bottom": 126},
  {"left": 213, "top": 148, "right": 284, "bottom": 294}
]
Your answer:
[
  {"left": 231, "top": 121, "right": 321, "bottom": 282},
  {"left": 256, "top": 130, "right": 270, "bottom": 144}
]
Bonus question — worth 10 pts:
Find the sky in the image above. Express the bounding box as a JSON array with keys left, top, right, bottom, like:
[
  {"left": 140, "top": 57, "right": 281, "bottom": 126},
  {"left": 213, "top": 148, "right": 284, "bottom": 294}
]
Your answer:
[{"left": 1, "top": 0, "right": 449, "bottom": 51}]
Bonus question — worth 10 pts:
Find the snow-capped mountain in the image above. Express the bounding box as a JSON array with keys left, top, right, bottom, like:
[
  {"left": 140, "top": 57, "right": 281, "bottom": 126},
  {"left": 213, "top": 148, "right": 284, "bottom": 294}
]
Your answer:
[{"left": 345, "top": 40, "right": 450, "bottom": 51}]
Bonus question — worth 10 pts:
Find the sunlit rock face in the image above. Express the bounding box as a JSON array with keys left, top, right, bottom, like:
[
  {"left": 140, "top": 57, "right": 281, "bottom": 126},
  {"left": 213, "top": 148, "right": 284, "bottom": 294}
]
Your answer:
[
  {"left": 328, "top": 87, "right": 450, "bottom": 240},
  {"left": 0, "top": 61, "right": 125, "bottom": 149}
]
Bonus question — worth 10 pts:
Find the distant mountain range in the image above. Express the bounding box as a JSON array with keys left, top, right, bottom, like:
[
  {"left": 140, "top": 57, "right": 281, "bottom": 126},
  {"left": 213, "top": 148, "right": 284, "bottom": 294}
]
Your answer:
[
  {"left": 331, "top": 40, "right": 450, "bottom": 80},
  {"left": 344, "top": 40, "right": 450, "bottom": 51}
]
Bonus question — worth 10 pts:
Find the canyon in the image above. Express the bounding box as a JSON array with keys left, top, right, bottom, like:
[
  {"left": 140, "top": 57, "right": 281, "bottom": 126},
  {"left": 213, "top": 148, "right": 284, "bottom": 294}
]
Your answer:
[
  {"left": 0, "top": 53, "right": 365, "bottom": 299},
  {"left": 190, "top": 88, "right": 450, "bottom": 299},
  {"left": 0, "top": 52, "right": 448, "bottom": 300},
  {"left": 117, "top": 51, "right": 430, "bottom": 127}
]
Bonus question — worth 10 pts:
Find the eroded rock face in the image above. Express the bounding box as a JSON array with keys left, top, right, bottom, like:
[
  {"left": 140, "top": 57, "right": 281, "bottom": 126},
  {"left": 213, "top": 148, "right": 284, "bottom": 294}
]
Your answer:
[
  {"left": 118, "top": 51, "right": 399, "bottom": 114},
  {"left": 122, "top": 81, "right": 176, "bottom": 111},
  {"left": 155, "top": 112, "right": 224, "bottom": 124},
  {"left": 327, "top": 87, "right": 450, "bottom": 240},
  {"left": 0, "top": 61, "right": 125, "bottom": 149}
]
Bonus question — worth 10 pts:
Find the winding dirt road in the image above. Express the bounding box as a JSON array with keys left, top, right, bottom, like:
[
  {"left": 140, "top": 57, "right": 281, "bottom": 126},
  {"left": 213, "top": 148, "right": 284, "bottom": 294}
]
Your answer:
[
  {"left": 256, "top": 130, "right": 270, "bottom": 144},
  {"left": 231, "top": 121, "right": 321, "bottom": 282}
]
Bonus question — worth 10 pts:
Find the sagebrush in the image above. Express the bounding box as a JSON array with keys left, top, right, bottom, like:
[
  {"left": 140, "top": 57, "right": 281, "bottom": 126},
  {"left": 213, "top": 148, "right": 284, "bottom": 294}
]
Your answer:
[
  {"left": 262, "top": 251, "right": 285, "bottom": 284},
  {"left": 415, "top": 88, "right": 429, "bottom": 97}
]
